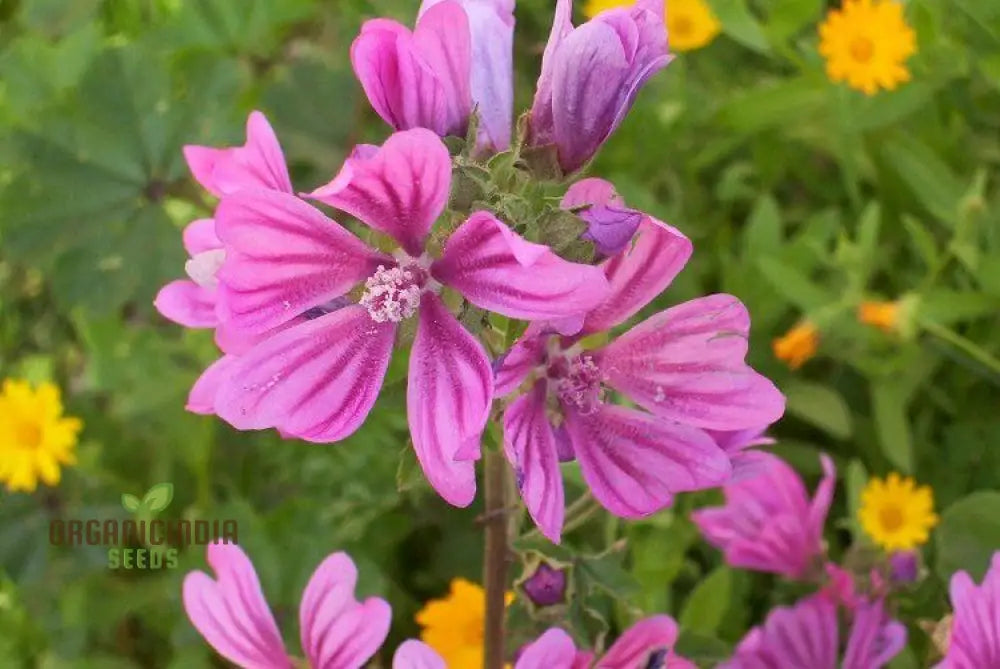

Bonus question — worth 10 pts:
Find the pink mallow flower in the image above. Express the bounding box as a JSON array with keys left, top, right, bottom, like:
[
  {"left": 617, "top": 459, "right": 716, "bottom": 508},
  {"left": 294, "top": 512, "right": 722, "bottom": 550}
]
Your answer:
[
  {"left": 528, "top": 0, "right": 671, "bottom": 174},
  {"left": 352, "top": 0, "right": 514, "bottom": 151},
  {"left": 496, "top": 217, "right": 784, "bottom": 542},
  {"left": 394, "top": 615, "right": 694, "bottom": 668},
  {"left": 155, "top": 111, "right": 292, "bottom": 331},
  {"left": 693, "top": 452, "right": 835, "bottom": 580},
  {"left": 206, "top": 128, "right": 608, "bottom": 507},
  {"left": 183, "top": 542, "right": 390, "bottom": 669},
  {"left": 940, "top": 551, "right": 1000, "bottom": 668},
  {"left": 722, "top": 593, "right": 906, "bottom": 669},
  {"left": 155, "top": 111, "right": 296, "bottom": 416}
]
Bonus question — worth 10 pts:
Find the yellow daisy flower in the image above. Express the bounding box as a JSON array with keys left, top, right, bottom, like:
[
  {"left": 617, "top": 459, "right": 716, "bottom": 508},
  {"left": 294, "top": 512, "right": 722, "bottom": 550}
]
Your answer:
[
  {"left": 583, "top": 0, "right": 722, "bottom": 52},
  {"left": 858, "top": 300, "right": 901, "bottom": 333},
  {"left": 819, "top": 0, "right": 917, "bottom": 96},
  {"left": 0, "top": 379, "right": 82, "bottom": 493},
  {"left": 859, "top": 473, "right": 938, "bottom": 551},
  {"left": 772, "top": 321, "right": 819, "bottom": 370},
  {"left": 415, "top": 578, "right": 514, "bottom": 669}
]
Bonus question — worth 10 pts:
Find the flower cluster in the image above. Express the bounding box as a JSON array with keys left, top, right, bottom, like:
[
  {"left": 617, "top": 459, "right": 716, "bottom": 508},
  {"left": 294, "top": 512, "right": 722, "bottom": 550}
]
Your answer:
[
  {"left": 156, "top": 0, "right": 784, "bottom": 534},
  {"left": 183, "top": 542, "right": 692, "bottom": 669}
]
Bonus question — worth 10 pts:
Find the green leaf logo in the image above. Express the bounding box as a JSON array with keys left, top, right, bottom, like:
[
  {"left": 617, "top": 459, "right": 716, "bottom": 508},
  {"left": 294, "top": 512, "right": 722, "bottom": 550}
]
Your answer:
[
  {"left": 121, "top": 493, "right": 141, "bottom": 513},
  {"left": 142, "top": 483, "right": 174, "bottom": 513}
]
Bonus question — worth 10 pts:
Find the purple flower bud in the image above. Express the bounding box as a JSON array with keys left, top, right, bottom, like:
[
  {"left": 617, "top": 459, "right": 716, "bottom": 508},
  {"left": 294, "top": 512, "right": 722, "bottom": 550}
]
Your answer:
[
  {"left": 528, "top": 0, "right": 672, "bottom": 174},
  {"left": 561, "top": 178, "right": 643, "bottom": 257},
  {"left": 889, "top": 551, "right": 920, "bottom": 584},
  {"left": 521, "top": 562, "right": 568, "bottom": 607}
]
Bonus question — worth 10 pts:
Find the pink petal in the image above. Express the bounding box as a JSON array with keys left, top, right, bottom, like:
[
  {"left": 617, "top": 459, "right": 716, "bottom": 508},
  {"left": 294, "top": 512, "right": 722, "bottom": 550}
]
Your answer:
[
  {"left": 407, "top": 292, "right": 492, "bottom": 507},
  {"left": 183, "top": 218, "right": 221, "bottom": 255},
  {"left": 516, "top": 628, "right": 578, "bottom": 668},
  {"left": 723, "top": 595, "right": 838, "bottom": 669},
  {"left": 807, "top": 455, "right": 837, "bottom": 548},
  {"left": 691, "top": 453, "right": 825, "bottom": 579},
  {"left": 182, "top": 543, "right": 290, "bottom": 669},
  {"left": 946, "top": 553, "right": 1000, "bottom": 668},
  {"left": 214, "top": 189, "right": 387, "bottom": 335},
  {"left": 503, "top": 381, "right": 565, "bottom": 543},
  {"left": 351, "top": 11, "right": 470, "bottom": 139},
  {"left": 154, "top": 280, "right": 218, "bottom": 328},
  {"left": 549, "top": 20, "right": 632, "bottom": 173},
  {"left": 599, "top": 615, "right": 680, "bottom": 668},
  {"left": 528, "top": 0, "right": 574, "bottom": 147},
  {"left": 597, "top": 294, "right": 786, "bottom": 430},
  {"left": 412, "top": 2, "right": 473, "bottom": 133},
  {"left": 299, "top": 552, "right": 391, "bottom": 669},
  {"left": 494, "top": 325, "right": 548, "bottom": 397},
  {"left": 843, "top": 599, "right": 907, "bottom": 669},
  {"left": 582, "top": 218, "right": 692, "bottom": 334},
  {"left": 432, "top": 211, "right": 610, "bottom": 321},
  {"left": 187, "top": 355, "right": 237, "bottom": 415},
  {"left": 309, "top": 129, "right": 451, "bottom": 257},
  {"left": 564, "top": 403, "right": 730, "bottom": 518},
  {"left": 183, "top": 145, "right": 226, "bottom": 197},
  {"left": 214, "top": 306, "right": 395, "bottom": 441},
  {"left": 393, "top": 640, "right": 447, "bottom": 669},
  {"left": 453, "top": 0, "right": 515, "bottom": 150},
  {"left": 183, "top": 111, "right": 292, "bottom": 196}
]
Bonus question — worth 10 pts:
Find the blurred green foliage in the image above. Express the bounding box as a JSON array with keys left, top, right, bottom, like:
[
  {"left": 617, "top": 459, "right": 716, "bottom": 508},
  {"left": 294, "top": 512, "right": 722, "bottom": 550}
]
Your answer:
[{"left": 0, "top": 0, "right": 999, "bottom": 666}]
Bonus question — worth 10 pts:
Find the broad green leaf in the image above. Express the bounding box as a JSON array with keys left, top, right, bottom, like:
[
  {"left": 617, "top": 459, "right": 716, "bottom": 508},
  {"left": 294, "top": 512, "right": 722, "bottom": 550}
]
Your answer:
[
  {"left": 1, "top": 46, "right": 243, "bottom": 313},
  {"left": 675, "top": 631, "right": 732, "bottom": 665},
  {"left": 142, "top": 482, "right": 174, "bottom": 513},
  {"left": 870, "top": 379, "right": 914, "bottom": 473},
  {"left": 935, "top": 491, "right": 1000, "bottom": 581},
  {"left": 680, "top": 566, "right": 732, "bottom": 635},
  {"left": 784, "top": 381, "right": 853, "bottom": 440},
  {"left": 120, "top": 494, "right": 141, "bottom": 513}
]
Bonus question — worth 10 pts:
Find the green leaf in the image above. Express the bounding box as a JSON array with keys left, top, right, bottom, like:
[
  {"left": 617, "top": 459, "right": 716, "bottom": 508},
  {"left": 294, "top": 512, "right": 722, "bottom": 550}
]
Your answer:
[
  {"left": 870, "top": 379, "right": 914, "bottom": 473},
  {"left": 784, "top": 380, "right": 853, "bottom": 440},
  {"left": 142, "top": 483, "right": 174, "bottom": 513},
  {"left": 707, "top": 0, "right": 770, "bottom": 53},
  {"left": 680, "top": 566, "right": 732, "bottom": 635},
  {"left": 756, "top": 257, "right": 832, "bottom": 311},
  {"left": 844, "top": 459, "right": 868, "bottom": 536},
  {"left": 919, "top": 290, "right": 1000, "bottom": 326},
  {"left": 879, "top": 133, "right": 965, "bottom": 228},
  {"left": 901, "top": 215, "right": 940, "bottom": 269},
  {"left": 716, "top": 77, "right": 827, "bottom": 134},
  {"left": 935, "top": 491, "right": 1000, "bottom": 581},
  {"left": 743, "top": 195, "right": 783, "bottom": 259},
  {"left": 120, "top": 494, "right": 141, "bottom": 513}
]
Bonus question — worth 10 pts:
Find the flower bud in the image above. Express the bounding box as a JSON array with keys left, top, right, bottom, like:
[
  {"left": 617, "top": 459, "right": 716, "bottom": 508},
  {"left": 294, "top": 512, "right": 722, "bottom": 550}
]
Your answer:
[{"left": 520, "top": 561, "right": 568, "bottom": 607}]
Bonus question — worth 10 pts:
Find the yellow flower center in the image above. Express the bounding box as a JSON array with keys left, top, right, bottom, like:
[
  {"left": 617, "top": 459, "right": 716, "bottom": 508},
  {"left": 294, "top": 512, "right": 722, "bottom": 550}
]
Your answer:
[
  {"left": 878, "top": 504, "right": 905, "bottom": 532},
  {"left": 15, "top": 419, "right": 43, "bottom": 449},
  {"left": 849, "top": 36, "right": 875, "bottom": 63}
]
